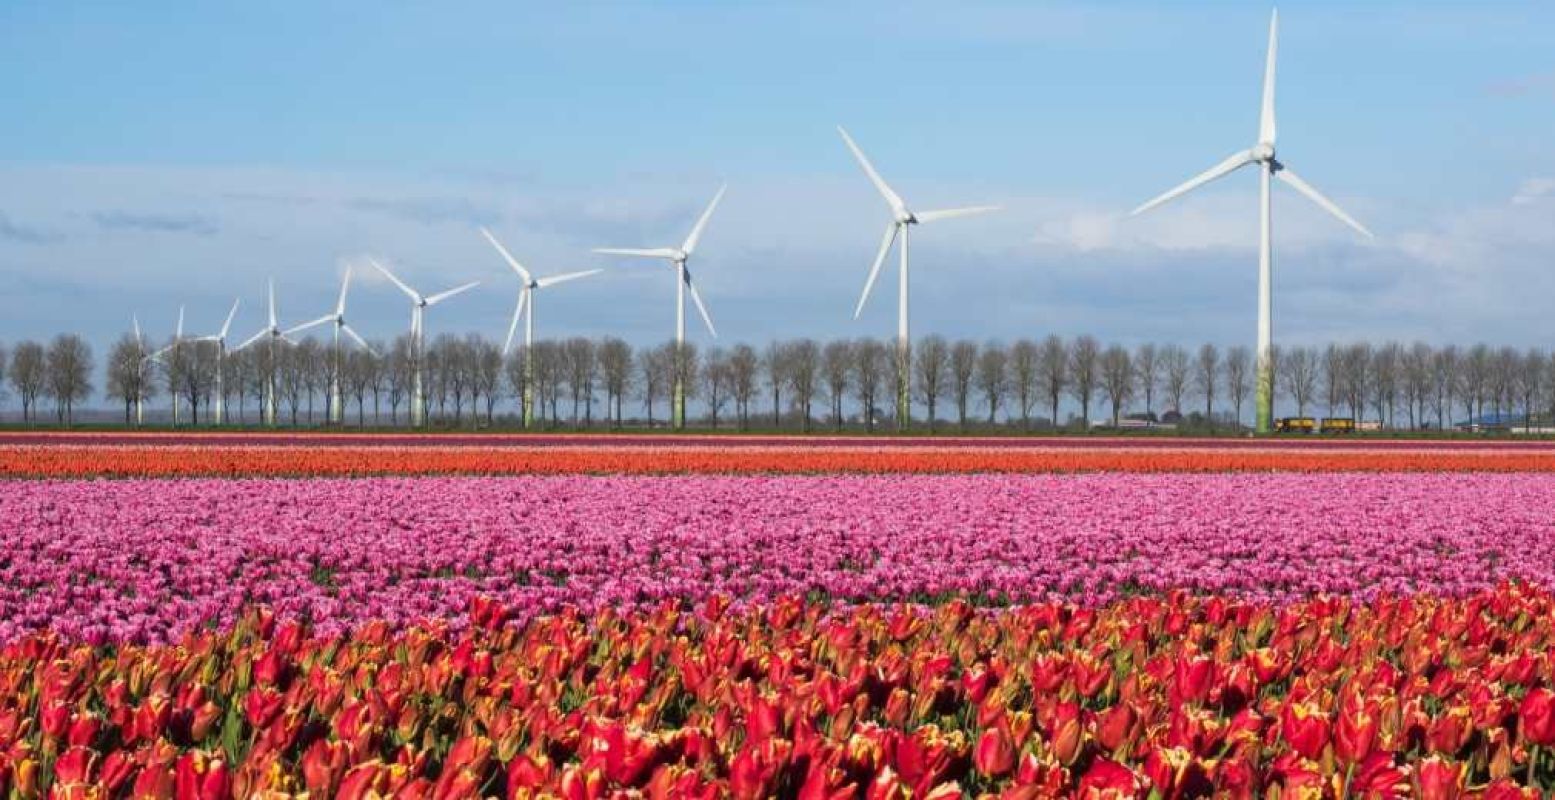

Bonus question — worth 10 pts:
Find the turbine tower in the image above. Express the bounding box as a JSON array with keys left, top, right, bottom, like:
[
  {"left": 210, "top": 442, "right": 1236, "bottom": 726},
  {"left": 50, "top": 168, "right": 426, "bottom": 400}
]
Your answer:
[
  {"left": 234, "top": 280, "right": 293, "bottom": 427},
  {"left": 480, "top": 227, "right": 601, "bottom": 429},
  {"left": 1129, "top": 9, "right": 1373, "bottom": 433},
  {"left": 837, "top": 126, "right": 1000, "bottom": 429},
  {"left": 593, "top": 185, "right": 725, "bottom": 430},
  {"left": 194, "top": 299, "right": 241, "bottom": 426},
  {"left": 368, "top": 258, "right": 479, "bottom": 428},
  {"left": 285, "top": 267, "right": 373, "bottom": 426},
  {"left": 131, "top": 313, "right": 149, "bottom": 426}
]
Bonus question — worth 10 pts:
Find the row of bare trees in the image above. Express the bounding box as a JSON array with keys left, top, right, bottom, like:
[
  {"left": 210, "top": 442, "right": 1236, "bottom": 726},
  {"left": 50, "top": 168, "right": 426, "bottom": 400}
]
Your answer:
[{"left": 4, "top": 332, "right": 1554, "bottom": 431}]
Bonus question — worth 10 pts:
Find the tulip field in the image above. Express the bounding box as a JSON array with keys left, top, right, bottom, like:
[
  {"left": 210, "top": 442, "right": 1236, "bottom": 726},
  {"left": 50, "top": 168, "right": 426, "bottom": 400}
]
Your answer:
[{"left": 8, "top": 433, "right": 1555, "bottom": 798}]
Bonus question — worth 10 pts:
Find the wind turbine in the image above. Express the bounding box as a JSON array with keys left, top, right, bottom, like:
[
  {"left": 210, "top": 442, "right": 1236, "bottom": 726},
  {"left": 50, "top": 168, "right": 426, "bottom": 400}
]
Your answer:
[
  {"left": 1129, "top": 9, "right": 1373, "bottom": 433},
  {"left": 480, "top": 228, "right": 601, "bottom": 428},
  {"left": 367, "top": 258, "right": 479, "bottom": 428},
  {"left": 837, "top": 126, "right": 1000, "bottom": 429},
  {"left": 593, "top": 185, "right": 725, "bottom": 430},
  {"left": 234, "top": 280, "right": 293, "bottom": 427},
  {"left": 149, "top": 306, "right": 187, "bottom": 426},
  {"left": 285, "top": 267, "right": 373, "bottom": 426},
  {"left": 131, "top": 313, "right": 149, "bottom": 426},
  {"left": 194, "top": 299, "right": 241, "bottom": 426}
]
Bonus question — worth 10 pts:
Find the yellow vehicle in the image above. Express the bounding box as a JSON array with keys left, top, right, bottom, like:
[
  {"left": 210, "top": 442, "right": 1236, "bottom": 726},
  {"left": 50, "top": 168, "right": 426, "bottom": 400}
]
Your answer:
[
  {"left": 1320, "top": 417, "right": 1356, "bottom": 434},
  {"left": 1275, "top": 417, "right": 1317, "bottom": 433}
]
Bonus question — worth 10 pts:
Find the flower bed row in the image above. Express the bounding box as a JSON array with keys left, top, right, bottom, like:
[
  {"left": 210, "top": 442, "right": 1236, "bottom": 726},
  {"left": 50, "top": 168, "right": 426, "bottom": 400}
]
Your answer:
[
  {"left": 8, "top": 587, "right": 1555, "bottom": 798},
  {"left": 6, "top": 474, "right": 1555, "bottom": 644},
  {"left": 7, "top": 444, "right": 1555, "bottom": 476}
]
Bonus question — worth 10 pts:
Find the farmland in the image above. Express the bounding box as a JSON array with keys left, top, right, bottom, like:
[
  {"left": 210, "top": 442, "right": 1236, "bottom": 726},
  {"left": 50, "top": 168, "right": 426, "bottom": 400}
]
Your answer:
[{"left": 6, "top": 433, "right": 1555, "bottom": 797}]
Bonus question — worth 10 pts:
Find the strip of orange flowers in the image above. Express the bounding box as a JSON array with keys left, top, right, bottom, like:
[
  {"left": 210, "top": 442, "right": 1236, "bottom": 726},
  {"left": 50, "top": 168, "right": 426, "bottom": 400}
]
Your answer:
[
  {"left": 5, "top": 443, "right": 1555, "bottom": 476},
  {"left": 11, "top": 587, "right": 1555, "bottom": 798}
]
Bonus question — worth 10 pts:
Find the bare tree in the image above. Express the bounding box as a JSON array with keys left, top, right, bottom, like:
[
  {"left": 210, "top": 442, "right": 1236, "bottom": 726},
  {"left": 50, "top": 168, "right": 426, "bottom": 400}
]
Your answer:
[
  {"left": 786, "top": 339, "right": 820, "bottom": 432},
  {"left": 597, "top": 337, "right": 633, "bottom": 428},
  {"left": 1278, "top": 346, "right": 1319, "bottom": 418},
  {"left": 1430, "top": 346, "right": 1459, "bottom": 430},
  {"left": 950, "top": 340, "right": 979, "bottom": 430},
  {"left": 728, "top": 344, "right": 757, "bottom": 431},
  {"left": 504, "top": 347, "right": 529, "bottom": 424},
  {"left": 822, "top": 340, "right": 853, "bottom": 431},
  {"left": 914, "top": 335, "right": 949, "bottom": 432},
  {"left": 470, "top": 336, "right": 502, "bottom": 425},
  {"left": 702, "top": 346, "right": 732, "bottom": 428},
  {"left": 976, "top": 343, "right": 1008, "bottom": 425},
  {"left": 1160, "top": 344, "right": 1190, "bottom": 418},
  {"left": 1037, "top": 335, "right": 1068, "bottom": 429},
  {"left": 1195, "top": 343, "right": 1220, "bottom": 421},
  {"left": 762, "top": 342, "right": 787, "bottom": 429},
  {"left": 638, "top": 342, "right": 673, "bottom": 426},
  {"left": 1224, "top": 345, "right": 1251, "bottom": 426},
  {"left": 106, "top": 334, "right": 152, "bottom": 425},
  {"left": 1067, "top": 336, "right": 1100, "bottom": 429},
  {"left": 1322, "top": 344, "right": 1343, "bottom": 417},
  {"left": 1008, "top": 339, "right": 1039, "bottom": 430},
  {"left": 564, "top": 337, "right": 597, "bottom": 426},
  {"left": 1401, "top": 342, "right": 1432, "bottom": 430},
  {"left": 1371, "top": 342, "right": 1401, "bottom": 428},
  {"left": 1100, "top": 344, "right": 1133, "bottom": 428},
  {"left": 1341, "top": 343, "right": 1372, "bottom": 421},
  {"left": 853, "top": 338, "right": 887, "bottom": 433},
  {"left": 1133, "top": 343, "right": 1159, "bottom": 419},
  {"left": 8, "top": 341, "right": 44, "bottom": 423},
  {"left": 45, "top": 334, "right": 93, "bottom": 426}
]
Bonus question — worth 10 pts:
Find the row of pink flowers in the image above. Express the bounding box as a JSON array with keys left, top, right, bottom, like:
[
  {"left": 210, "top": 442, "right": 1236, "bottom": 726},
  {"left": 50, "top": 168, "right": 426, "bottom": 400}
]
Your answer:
[{"left": 5, "top": 473, "right": 1555, "bottom": 644}]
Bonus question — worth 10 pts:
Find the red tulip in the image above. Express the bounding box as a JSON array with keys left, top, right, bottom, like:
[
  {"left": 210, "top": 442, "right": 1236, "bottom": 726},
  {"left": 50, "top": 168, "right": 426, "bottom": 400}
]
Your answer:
[
  {"left": 1048, "top": 701, "right": 1085, "bottom": 766},
  {"left": 1280, "top": 701, "right": 1330, "bottom": 761},
  {"left": 974, "top": 726, "right": 1017, "bottom": 778},
  {"left": 1334, "top": 694, "right": 1379, "bottom": 764},
  {"left": 1078, "top": 757, "right": 1141, "bottom": 798},
  {"left": 1095, "top": 703, "right": 1138, "bottom": 753},
  {"left": 1520, "top": 687, "right": 1555, "bottom": 746},
  {"left": 1414, "top": 755, "right": 1463, "bottom": 800},
  {"left": 242, "top": 687, "right": 283, "bottom": 729}
]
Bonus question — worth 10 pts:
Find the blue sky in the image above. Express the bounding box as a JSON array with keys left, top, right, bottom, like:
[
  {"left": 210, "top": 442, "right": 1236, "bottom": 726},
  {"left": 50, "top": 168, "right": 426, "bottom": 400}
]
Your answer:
[{"left": 1, "top": 1, "right": 1552, "bottom": 362}]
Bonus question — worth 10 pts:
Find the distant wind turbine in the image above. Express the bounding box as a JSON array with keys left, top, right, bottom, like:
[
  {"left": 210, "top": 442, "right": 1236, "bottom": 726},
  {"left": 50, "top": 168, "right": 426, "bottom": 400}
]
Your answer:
[
  {"left": 593, "top": 184, "right": 725, "bottom": 430},
  {"left": 193, "top": 299, "right": 241, "bottom": 426},
  {"left": 234, "top": 280, "right": 294, "bottom": 426},
  {"left": 837, "top": 126, "right": 1000, "bottom": 429},
  {"left": 285, "top": 267, "right": 373, "bottom": 426},
  {"left": 148, "top": 306, "right": 187, "bottom": 426},
  {"left": 1129, "top": 9, "right": 1373, "bottom": 433},
  {"left": 368, "top": 258, "right": 479, "bottom": 427},
  {"left": 480, "top": 227, "right": 601, "bottom": 428}
]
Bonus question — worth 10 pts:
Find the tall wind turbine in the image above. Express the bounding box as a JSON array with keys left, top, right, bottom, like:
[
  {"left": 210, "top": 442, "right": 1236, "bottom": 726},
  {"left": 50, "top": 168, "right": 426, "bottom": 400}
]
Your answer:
[
  {"left": 480, "top": 227, "right": 601, "bottom": 429},
  {"left": 149, "top": 306, "right": 187, "bottom": 426},
  {"left": 194, "top": 299, "right": 241, "bottom": 426},
  {"left": 593, "top": 185, "right": 725, "bottom": 430},
  {"left": 285, "top": 267, "right": 373, "bottom": 426},
  {"left": 837, "top": 126, "right": 1000, "bottom": 429},
  {"left": 1129, "top": 9, "right": 1373, "bottom": 433},
  {"left": 131, "top": 313, "right": 149, "bottom": 426},
  {"left": 367, "top": 258, "right": 479, "bottom": 428},
  {"left": 234, "top": 280, "right": 292, "bottom": 427}
]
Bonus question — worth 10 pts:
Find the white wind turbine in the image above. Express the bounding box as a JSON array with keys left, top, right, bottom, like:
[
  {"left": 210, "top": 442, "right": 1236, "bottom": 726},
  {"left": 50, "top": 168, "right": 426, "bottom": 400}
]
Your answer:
[
  {"left": 1129, "top": 9, "right": 1373, "bottom": 433},
  {"left": 593, "top": 185, "right": 725, "bottom": 430},
  {"left": 480, "top": 227, "right": 601, "bottom": 429},
  {"left": 148, "top": 306, "right": 187, "bottom": 426},
  {"left": 234, "top": 280, "right": 294, "bottom": 427},
  {"left": 284, "top": 267, "right": 373, "bottom": 426},
  {"left": 193, "top": 299, "right": 241, "bottom": 426},
  {"left": 837, "top": 126, "right": 1000, "bottom": 429},
  {"left": 367, "top": 258, "right": 480, "bottom": 428},
  {"left": 131, "top": 313, "right": 150, "bottom": 426}
]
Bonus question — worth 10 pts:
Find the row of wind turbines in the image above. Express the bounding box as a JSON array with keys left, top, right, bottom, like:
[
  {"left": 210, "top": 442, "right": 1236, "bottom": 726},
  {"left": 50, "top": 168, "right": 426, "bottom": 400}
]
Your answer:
[{"left": 138, "top": 10, "right": 1370, "bottom": 433}]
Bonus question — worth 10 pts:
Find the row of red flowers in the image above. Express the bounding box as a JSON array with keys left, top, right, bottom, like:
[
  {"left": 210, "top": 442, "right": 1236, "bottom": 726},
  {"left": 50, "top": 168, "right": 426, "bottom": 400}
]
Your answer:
[
  {"left": 9, "top": 586, "right": 1555, "bottom": 798},
  {"left": 7, "top": 444, "right": 1555, "bottom": 476}
]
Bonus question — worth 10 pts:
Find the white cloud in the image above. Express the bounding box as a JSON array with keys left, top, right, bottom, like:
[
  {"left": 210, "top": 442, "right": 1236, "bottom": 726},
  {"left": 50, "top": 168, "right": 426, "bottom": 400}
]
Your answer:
[{"left": 1512, "top": 178, "right": 1555, "bottom": 205}]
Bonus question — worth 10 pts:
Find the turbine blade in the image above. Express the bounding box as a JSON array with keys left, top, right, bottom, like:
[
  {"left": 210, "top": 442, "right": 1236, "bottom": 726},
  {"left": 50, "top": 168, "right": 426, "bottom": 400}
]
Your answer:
[
  {"left": 220, "top": 298, "right": 241, "bottom": 339},
  {"left": 1260, "top": 9, "right": 1278, "bottom": 146},
  {"left": 480, "top": 226, "right": 534, "bottom": 283},
  {"left": 853, "top": 222, "right": 899, "bottom": 319},
  {"left": 235, "top": 329, "right": 268, "bottom": 352},
  {"left": 592, "top": 247, "right": 679, "bottom": 259},
  {"left": 535, "top": 269, "right": 602, "bottom": 289},
  {"left": 688, "top": 280, "right": 717, "bottom": 338},
  {"left": 426, "top": 280, "right": 480, "bottom": 306},
  {"left": 502, "top": 291, "right": 527, "bottom": 356},
  {"left": 283, "top": 315, "right": 335, "bottom": 336},
  {"left": 132, "top": 313, "right": 142, "bottom": 343},
  {"left": 368, "top": 258, "right": 422, "bottom": 303},
  {"left": 341, "top": 323, "right": 371, "bottom": 352},
  {"left": 1130, "top": 149, "right": 1257, "bottom": 216},
  {"left": 1275, "top": 165, "right": 1374, "bottom": 239},
  {"left": 336, "top": 266, "right": 353, "bottom": 315},
  {"left": 176, "top": 306, "right": 184, "bottom": 338},
  {"left": 915, "top": 205, "right": 1002, "bottom": 224},
  {"left": 837, "top": 126, "right": 907, "bottom": 214},
  {"left": 681, "top": 184, "right": 727, "bottom": 255},
  {"left": 268, "top": 280, "right": 277, "bottom": 328}
]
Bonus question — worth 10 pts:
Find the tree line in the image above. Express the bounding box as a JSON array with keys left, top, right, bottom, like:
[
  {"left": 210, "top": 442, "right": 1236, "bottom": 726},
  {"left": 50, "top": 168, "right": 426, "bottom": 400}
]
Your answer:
[{"left": 1, "top": 332, "right": 1552, "bottom": 431}]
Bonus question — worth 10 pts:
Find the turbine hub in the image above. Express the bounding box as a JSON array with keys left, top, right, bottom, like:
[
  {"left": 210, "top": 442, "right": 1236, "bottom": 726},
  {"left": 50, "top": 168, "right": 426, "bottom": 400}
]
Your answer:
[{"left": 1253, "top": 142, "right": 1275, "bottom": 162}]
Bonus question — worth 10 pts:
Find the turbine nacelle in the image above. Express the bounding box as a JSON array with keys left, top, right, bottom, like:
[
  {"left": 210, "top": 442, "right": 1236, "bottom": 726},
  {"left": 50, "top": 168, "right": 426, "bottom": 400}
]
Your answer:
[{"left": 1253, "top": 142, "right": 1276, "bottom": 163}]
